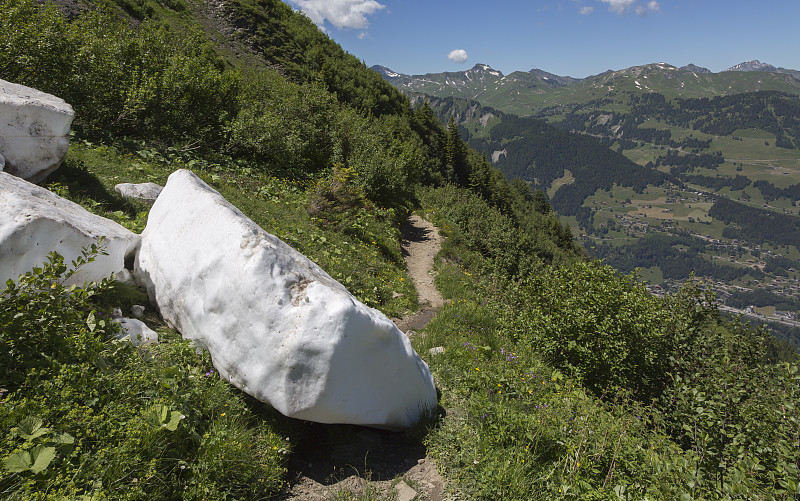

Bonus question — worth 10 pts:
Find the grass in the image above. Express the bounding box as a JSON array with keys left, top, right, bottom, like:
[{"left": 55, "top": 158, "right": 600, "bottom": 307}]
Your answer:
[
  {"left": 409, "top": 189, "right": 800, "bottom": 500},
  {"left": 53, "top": 140, "right": 418, "bottom": 318},
  {"left": 547, "top": 169, "right": 575, "bottom": 199},
  {"left": 1, "top": 138, "right": 426, "bottom": 498},
  {"left": 413, "top": 268, "right": 675, "bottom": 499}
]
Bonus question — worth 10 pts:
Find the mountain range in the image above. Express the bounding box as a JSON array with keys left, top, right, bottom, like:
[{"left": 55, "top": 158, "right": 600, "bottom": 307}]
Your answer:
[{"left": 373, "top": 60, "right": 800, "bottom": 117}]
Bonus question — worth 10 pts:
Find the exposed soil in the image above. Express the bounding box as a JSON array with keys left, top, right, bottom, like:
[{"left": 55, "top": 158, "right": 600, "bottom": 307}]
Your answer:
[
  {"left": 394, "top": 215, "right": 445, "bottom": 335},
  {"left": 278, "top": 215, "right": 447, "bottom": 500}
]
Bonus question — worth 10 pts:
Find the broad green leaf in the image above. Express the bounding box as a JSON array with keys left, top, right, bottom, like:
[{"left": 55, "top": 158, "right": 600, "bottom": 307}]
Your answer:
[
  {"left": 164, "top": 410, "right": 182, "bottom": 431},
  {"left": 3, "top": 451, "right": 32, "bottom": 472},
  {"left": 13, "top": 416, "right": 50, "bottom": 441},
  {"left": 30, "top": 445, "right": 56, "bottom": 474},
  {"left": 86, "top": 311, "right": 97, "bottom": 332},
  {"left": 53, "top": 432, "right": 75, "bottom": 445}
]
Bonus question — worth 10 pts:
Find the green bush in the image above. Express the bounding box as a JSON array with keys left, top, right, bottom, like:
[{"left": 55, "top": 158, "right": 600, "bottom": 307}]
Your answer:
[
  {"left": 419, "top": 191, "right": 800, "bottom": 499},
  {"left": 0, "top": 242, "right": 116, "bottom": 391},
  {"left": 0, "top": 246, "right": 288, "bottom": 499},
  {"left": 419, "top": 185, "right": 577, "bottom": 278},
  {"left": 225, "top": 68, "right": 339, "bottom": 173},
  {"left": 0, "top": 0, "right": 238, "bottom": 145},
  {"left": 502, "top": 262, "right": 679, "bottom": 401}
]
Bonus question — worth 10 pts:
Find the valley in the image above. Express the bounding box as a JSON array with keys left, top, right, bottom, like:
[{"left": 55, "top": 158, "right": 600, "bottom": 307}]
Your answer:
[
  {"left": 4, "top": 0, "right": 800, "bottom": 497},
  {"left": 379, "top": 63, "right": 800, "bottom": 348}
]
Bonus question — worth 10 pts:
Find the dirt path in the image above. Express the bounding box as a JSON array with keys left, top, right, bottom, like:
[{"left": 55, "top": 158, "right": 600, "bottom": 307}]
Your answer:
[
  {"left": 279, "top": 215, "right": 447, "bottom": 501},
  {"left": 395, "top": 215, "right": 445, "bottom": 335}
]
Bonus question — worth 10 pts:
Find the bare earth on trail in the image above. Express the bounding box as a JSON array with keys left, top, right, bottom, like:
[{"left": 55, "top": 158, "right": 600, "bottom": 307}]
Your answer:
[
  {"left": 395, "top": 215, "right": 445, "bottom": 334},
  {"left": 279, "top": 215, "right": 447, "bottom": 500}
]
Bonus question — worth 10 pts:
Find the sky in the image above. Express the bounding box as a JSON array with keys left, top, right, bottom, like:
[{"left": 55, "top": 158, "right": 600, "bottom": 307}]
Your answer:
[{"left": 284, "top": 0, "right": 800, "bottom": 79}]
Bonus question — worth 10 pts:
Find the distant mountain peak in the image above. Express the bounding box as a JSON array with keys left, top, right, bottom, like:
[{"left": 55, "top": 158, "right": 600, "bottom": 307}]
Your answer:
[
  {"left": 681, "top": 63, "right": 711, "bottom": 74},
  {"left": 370, "top": 65, "right": 407, "bottom": 79},
  {"left": 468, "top": 63, "right": 503, "bottom": 77},
  {"left": 725, "top": 60, "right": 778, "bottom": 72},
  {"left": 527, "top": 68, "right": 579, "bottom": 86}
]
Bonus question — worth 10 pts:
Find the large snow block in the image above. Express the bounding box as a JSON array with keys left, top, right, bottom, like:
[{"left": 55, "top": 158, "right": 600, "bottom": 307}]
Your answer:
[
  {"left": 0, "top": 79, "right": 75, "bottom": 183},
  {"left": 134, "top": 170, "right": 437, "bottom": 429},
  {"left": 0, "top": 172, "right": 139, "bottom": 286}
]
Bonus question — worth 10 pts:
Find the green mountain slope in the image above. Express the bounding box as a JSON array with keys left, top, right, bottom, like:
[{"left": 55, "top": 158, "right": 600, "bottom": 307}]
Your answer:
[
  {"left": 2, "top": 1, "right": 799, "bottom": 499},
  {"left": 389, "top": 60, "right": 800, "bottom": 328},
  {"left": 416, "top": 95, "right": 673, "bottom": 217},
  {"left": 377, "top": 62, "right": 800, "bottom": 117}
]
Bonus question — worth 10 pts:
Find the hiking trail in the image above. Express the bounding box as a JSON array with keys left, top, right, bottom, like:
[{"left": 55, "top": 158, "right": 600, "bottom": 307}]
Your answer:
[{"left": 280, "top": 214, "right": 447, "bottom": 501}]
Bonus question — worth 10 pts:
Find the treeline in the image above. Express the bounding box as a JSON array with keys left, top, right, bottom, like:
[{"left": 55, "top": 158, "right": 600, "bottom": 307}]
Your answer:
[
  {"left": 552, "top": 90, "right": 800, "bottom": 151},
  {"left": 687, "top": 92, "right": 799, "bottom": 148},
  {"left": 223, "top": 0, "right": 407, "bottom": 118},
  {"left": 752, "top": 179, "right": 800, "bottom": 202},
  {"left": 1, "top": 0, "right": 540, "bottom": 218},
  {"left": 590, "top": 232, "right": 763, "bottom": 281},
  {"left": 410, "top": 95, "right": 502, "bottom": 136},
  {"left": 710, "top": 197, "right": 800, "bottom": 248},
  {"left": 417, "top": 96, "right": 673, "bottom": 216},
  {"left": 468, "top": 114, "right": 671, "bottom": 215},
  {"left": 726, "top": 289, "right": 800, "bottom": 312},
  {"left": 655, "top": 150, "right": 725, "bottom": 176},
  {"left": 685, "top": 173, "right": 751, "bottom": 191}
]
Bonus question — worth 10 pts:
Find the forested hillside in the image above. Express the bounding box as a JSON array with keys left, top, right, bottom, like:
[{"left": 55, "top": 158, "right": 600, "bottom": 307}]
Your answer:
[
  {"left": 397, "top": 76, "right": 800, "bottom": 340},
  {"left": 415, "top": 95, "right": 672, "bottom": 217},
  {"left": 555, "top": 90, "right": 800, "bottom": 151},
  {"left": 1, "top": 0, "right": 799, "bottom": 499}
]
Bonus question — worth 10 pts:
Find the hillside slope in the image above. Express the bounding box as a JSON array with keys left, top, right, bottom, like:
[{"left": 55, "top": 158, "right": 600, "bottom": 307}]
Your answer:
[
  {"left": 1, "top": 1, "right": 799, "bottom": 499},
  {"left": 377, "top": 61, "right": 800, "bottom": 117}
]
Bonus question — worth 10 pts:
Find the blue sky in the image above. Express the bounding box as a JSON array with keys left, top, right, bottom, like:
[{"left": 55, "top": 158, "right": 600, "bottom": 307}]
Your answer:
[{"left": 285, "top": 0, "right": 800, "bottom": 78}]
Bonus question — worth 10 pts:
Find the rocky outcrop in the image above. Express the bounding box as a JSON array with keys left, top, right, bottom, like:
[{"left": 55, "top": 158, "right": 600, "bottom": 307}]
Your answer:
[
  {"left": 0, "top": 79, "right": 75, "bottom": 183},
  {"left": 115, "top": 182, "right": 163, "bottom": 204},
  {"left": 134, "top": 170, "right": 437, "bottom": 429},
  {"left": 0, "top": 172, "right": 139, "bottom": 286}
]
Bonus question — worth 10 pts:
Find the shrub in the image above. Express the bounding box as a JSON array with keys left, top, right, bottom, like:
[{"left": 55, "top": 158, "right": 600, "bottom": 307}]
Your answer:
[
  {"left": 0, "top": 241, "right": 116, "bottom": 391},
  {"left": 0, "top": 245, "right": 287, "bottom": 499},
  {"left": 0, "top": 0, "right": 238, "bottom": 145},
  {"left": 502, "top": 262, "right": 679, "bottom": 401}
]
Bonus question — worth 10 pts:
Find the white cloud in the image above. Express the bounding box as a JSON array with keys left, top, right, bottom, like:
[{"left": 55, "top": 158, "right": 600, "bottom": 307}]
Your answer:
[
  {"left": 599, "top": 0, "right": 660, "bottom": 15},
  {"left": 579, "top": 5, "right": 595, "bottom": 14},
  {"left": 448, "top": 49, "right": 469, "bottom": 63},
  {"left": 600, "top": 0, "right": 635, "bottom": 14},
  {"left": 290, "top": 0, "right": 385, "bottom": 30}
]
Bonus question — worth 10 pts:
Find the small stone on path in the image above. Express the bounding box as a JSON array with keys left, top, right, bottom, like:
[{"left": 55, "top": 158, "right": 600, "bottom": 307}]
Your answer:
[{"left": 395, "top": 480, "right": 418, "bottom": 501}]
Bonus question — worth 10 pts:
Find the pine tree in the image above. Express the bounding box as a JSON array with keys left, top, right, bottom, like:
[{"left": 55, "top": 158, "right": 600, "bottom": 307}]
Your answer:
[{"left": 445, "top": 116, "right": 469, "bottom": 185}]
